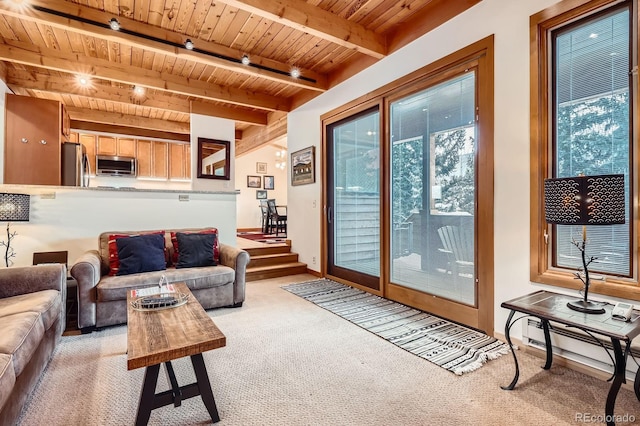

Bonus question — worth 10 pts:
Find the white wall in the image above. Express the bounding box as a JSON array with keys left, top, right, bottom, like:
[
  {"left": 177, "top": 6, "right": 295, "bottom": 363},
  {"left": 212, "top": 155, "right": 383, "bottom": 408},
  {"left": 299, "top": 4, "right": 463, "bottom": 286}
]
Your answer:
[
  {"left": 190, "top": 113, "right": 235, "bottom": 191},
  {"left": 235, "top": 145, "right": 288, "bottom": 229},
  {"left": 0, "top": 185, "right": 238, "bottom": 267},
  {"left": 287, "top": 0, "right": 585, "bottom": 338}
]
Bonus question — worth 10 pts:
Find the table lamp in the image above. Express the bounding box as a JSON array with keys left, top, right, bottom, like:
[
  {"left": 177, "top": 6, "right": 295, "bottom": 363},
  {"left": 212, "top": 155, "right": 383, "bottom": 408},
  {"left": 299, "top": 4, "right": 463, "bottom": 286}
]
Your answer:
[
  {"left": 0, "top": 193, "right": 30, "bottom": 267},
  {"left": 544, "top": 174, "right": 625, "bottom": 314}
]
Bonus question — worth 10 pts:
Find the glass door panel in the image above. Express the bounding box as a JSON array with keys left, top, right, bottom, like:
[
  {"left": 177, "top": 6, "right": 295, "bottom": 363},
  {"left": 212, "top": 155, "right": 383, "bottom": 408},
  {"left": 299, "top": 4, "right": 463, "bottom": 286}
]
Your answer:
[
  {"left": 390, "top": 72, "right": 476, "bottom": 306},
  {"left": 327, "top": 108, "right": 380, "bottom": 290}
]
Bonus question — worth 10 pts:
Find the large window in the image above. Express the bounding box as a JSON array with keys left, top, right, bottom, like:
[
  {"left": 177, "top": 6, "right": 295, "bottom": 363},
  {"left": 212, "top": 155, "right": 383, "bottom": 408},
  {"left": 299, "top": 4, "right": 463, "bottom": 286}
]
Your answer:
[{"left": 531, "top": 0, "right": 638, "bottom": 299}]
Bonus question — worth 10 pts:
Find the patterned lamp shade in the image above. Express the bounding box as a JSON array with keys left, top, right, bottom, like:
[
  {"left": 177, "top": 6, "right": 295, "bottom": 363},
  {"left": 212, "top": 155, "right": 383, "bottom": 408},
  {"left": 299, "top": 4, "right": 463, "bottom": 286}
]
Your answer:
[
  {"left": 544, "top": 174, "right": 625, "bottom": 225},
  {"left": 0, "top": 193, "right": 30, "bottom": 222}
]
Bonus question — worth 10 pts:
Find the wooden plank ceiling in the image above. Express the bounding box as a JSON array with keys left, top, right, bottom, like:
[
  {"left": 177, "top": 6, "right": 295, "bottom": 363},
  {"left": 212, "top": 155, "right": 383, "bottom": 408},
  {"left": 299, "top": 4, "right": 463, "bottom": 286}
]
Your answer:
[{"left": 0, "top": 0, "right": 481, "bottom": 155}]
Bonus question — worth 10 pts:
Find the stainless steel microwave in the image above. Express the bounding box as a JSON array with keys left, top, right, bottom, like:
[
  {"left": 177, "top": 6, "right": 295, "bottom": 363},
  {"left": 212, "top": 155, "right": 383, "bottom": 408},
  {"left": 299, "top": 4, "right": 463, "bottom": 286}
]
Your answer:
[{"left": 96, "top": 155, "right": 137, "bottom": 176}]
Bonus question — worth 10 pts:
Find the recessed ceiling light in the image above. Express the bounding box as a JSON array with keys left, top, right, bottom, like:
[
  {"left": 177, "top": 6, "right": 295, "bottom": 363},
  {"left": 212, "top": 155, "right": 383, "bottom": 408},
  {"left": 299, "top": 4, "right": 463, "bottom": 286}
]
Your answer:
[
  {"left": 290, "top": 68, "right": 301, "bottom": 79},
  {"left": 184, "top": 39, "right": 194, "bottom": 50},
  {"left": 8, "top": 0, "right": 29, "bottom": 11},
  {"left": 76, "top": 75, "right": 90, "bottom": 86},
  {"left": 133, "top": 85, "right": 145, "bottom": 96},
  {"left": 241, "top": 55, "right": 250, "bottom": 65},
  {"left": 109, "top": 18, "right": 120, "bottom": 31}
]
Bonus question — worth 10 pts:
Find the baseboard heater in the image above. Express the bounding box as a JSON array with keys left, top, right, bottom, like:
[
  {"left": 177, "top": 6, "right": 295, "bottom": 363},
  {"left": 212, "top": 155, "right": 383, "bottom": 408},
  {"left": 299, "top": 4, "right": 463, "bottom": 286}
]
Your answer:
[{"left": 523, "top": 318, "right": 640, "bottom": 383}]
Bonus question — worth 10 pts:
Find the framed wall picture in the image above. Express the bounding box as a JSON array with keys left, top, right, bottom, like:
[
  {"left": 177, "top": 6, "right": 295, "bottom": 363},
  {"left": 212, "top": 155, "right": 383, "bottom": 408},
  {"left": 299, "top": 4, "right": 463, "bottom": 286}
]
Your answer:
[
  {"left": 291, "top": 146, "right": 315, "bottom": 186},
  {"left": 263, "top": 175, "right": 274, "bottom": 190},
  {"left": 256, "top": 190, "right": 267, "bottom": 199},
  {"left": 247, "top": 175, "right": 261, "bottom": 188},
  {"left": 256, "top": 162, "right": 268, "bottom": 174}
]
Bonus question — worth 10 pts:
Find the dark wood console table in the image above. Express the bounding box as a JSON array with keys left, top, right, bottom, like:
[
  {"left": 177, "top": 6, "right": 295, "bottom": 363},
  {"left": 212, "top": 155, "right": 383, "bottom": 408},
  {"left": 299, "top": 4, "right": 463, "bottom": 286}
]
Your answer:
[{"left": 501, "top": 290, "right": 640, "bottom": 426}]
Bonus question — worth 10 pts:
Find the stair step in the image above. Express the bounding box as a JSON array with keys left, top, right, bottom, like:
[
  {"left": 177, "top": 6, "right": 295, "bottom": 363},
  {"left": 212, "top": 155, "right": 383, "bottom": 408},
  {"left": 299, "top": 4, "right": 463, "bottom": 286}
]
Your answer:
[
  {"left": 245, "top": 244, "right": 292, "bottom": 256},
  {"left": 249, "top": 252, "right": 299, "bottom": 267},
  {"left": 246, "top": 262, "right": 308, "bottom": 281}
]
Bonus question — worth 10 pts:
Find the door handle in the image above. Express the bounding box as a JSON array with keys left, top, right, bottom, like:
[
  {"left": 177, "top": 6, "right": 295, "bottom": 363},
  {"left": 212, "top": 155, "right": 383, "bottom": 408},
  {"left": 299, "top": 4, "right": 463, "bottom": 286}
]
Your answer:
[{"left": 327, "top": 206, "right": 332, "bottom": 224}]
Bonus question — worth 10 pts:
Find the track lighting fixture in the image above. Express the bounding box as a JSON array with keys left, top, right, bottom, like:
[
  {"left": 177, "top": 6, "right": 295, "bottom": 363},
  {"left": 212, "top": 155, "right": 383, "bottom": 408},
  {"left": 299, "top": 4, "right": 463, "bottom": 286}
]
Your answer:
[
  {"left": 133, "top": 85, "right": 145, "bottom": 96},
  {"left": 109, "top": 18, "right": 120, "bottom": 31},
  {"left": 23, "top": 4, "right": 319, "bottom": 84}
]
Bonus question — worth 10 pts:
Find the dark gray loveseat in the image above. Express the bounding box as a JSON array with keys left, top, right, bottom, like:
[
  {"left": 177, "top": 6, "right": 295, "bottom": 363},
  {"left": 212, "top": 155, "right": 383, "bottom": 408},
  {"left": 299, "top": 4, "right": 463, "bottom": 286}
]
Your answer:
[
  {"left": 71, "top": 228, "right": 250, "bottom": 330},
  {"left": 0, "top": 264, "right": 66, "bottom": 425}
]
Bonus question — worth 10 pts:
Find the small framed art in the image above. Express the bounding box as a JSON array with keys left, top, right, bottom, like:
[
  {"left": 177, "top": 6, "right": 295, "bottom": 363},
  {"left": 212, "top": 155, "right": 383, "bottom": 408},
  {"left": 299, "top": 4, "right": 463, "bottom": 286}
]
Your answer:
[
  {"left": 256, "top": 190, "right": 267, "bottom": 199},
  {"left": 256, "top": 162, "right": 267, "bottom": 174},
  {"left": 263, "top": 175, "right": 274, "bottom": 190},
  {"left": 247, "top": 175, "right": 261, "bottom": 188},
  {"left": 291, "top": 146, "right": 315, "bottom": 186}
]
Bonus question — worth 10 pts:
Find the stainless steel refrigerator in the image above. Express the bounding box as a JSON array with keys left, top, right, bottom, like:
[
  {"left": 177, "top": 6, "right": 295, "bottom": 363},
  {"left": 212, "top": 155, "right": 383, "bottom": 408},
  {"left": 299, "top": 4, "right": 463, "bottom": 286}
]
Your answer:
[{"left": 61, "top": 142, "right": 90, "bottom": 187}]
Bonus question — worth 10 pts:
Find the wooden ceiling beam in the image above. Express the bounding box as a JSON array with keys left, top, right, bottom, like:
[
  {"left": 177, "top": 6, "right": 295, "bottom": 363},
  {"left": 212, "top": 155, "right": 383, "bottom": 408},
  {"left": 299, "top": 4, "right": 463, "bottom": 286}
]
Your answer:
[
  {"left": 190, "top": 101, "right": 268, "bottom": 126},
  {"left": 5, "top": 70, "right": 191, "bottom": 114},
  {"left": 5, "top": 69, "right": 269, "bottom": 126},
  {"left": 386, "top": 0, "right": 482, "bottom": 54},
  {"left": 70, "top": 121, "right": 190, "bottom": 142},
  {"left": 222, "top": 0, "right": 387, "bottom": 59},
  {"left": 67, "top": 106, "right": 190, "bottom": 134},
  {"left": 0, "top": 40, "right": 290, "bottom": 112},
  {"left": 0, "top": 0, "right": 327, "bottom": 92},
  {"left": 236, "top": 111, "right": 288, "bottom": 156}
]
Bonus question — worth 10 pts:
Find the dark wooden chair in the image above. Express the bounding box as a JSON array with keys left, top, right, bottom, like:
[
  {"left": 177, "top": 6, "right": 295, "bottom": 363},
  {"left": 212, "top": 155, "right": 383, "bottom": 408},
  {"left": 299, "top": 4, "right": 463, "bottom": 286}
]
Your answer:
[
  {"left": 259, "top": 200, "right": 270, "bottom": 234},
  {"left": 267, "top": 199, "right": 287, "bottom": 236}
]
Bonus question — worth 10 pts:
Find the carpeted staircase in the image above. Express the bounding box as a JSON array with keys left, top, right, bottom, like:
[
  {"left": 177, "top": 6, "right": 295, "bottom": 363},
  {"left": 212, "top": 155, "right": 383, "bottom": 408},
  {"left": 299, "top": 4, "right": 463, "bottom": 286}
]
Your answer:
[{"left": 244, "top": 241, "right": 307, "bottom": 281}]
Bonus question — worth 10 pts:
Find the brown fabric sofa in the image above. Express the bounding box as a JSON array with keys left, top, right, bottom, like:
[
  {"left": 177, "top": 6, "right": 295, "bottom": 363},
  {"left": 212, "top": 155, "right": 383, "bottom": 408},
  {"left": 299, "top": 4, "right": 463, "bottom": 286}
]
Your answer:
[
  {"left": 70, "top": 228, "right": 250, "bottom": 330},
  {"left": 0, "top": 264, "right": 66, "bottom": 425}
]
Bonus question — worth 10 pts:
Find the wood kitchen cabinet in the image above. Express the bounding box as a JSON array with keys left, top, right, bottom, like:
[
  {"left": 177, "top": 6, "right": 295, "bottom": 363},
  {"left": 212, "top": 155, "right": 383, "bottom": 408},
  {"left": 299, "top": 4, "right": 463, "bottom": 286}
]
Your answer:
[
  {"left": 79, "top": 134, "right": 97, "bottom": 176},
  {"left": 169, "top": 143, "right": 191, "bottom": 180},
  {"left": 4, "top": 94, "right": 65, "bottom": 185},
  {"left": 71, "top": 131, "right": 190, "bottom": 182},
  {"left": 136, "top": 140, "right": 168, "bottom": 179},
  {"left": 97, "top": 136, "right": 136, "bottom": 157},
  {"left": 153, "top": 141, "right": 168, "bottom": 178},
  {"left": 61, "top": 104, "right": 71, "bottom": 139}
]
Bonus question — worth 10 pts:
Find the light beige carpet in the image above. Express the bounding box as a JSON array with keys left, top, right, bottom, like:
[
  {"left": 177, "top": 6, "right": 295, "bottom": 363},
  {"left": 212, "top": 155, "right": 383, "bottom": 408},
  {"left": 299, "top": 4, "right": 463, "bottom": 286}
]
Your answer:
[{"left": 17, "top": 274, "right": 640, "bottom": 425}]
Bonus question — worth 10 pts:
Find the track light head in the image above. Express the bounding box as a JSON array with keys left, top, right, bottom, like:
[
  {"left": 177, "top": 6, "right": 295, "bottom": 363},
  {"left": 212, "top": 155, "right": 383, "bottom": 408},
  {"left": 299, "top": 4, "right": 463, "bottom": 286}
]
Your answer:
[
  {"left": 241, "top": 55, "right": 250, "bottom": 66},
  {"left": 109, "top": 18, "right": 120, "bottom": 31},
  {"left": 290, "top": 68, "right": 301, "bottom": 79},
  {"left": 184, "top": 39, "right": 194, "bottom": 50}
]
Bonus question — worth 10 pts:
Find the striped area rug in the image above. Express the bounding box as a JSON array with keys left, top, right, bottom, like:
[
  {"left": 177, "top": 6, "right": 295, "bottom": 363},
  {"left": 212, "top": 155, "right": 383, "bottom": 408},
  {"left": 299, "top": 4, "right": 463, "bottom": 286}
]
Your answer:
[{"left": 282, "top": 279, "right": 511, "bottom": 375}]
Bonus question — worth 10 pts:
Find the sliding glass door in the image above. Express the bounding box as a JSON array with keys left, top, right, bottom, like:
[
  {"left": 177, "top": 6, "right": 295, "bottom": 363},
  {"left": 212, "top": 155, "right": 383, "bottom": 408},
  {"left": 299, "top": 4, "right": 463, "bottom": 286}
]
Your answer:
[
  {"left": 322, "top": 38, "right": 494, "bottom": 332},
  {"left": 326, "top": 107, "right": 381, "bottom": 290},
  {"left": 389, "top": 72, "right": 477, "bottom": 306}
]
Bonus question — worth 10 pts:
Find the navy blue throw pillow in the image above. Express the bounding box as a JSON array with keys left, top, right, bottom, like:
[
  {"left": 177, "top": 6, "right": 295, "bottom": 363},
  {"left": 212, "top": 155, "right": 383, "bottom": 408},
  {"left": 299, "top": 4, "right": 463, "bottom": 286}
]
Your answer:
[
  {"left": 116, "top": 233, "right": 167, "bottom": 276},
  {"left": 175, "top": 232, "right": 217, "bottom": 268}
]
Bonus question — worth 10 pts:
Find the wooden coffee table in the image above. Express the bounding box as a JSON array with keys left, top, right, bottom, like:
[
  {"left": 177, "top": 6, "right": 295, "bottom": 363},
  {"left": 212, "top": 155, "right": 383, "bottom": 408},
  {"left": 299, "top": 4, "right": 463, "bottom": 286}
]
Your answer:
[{"left": 127, "top": 282, "right": 226, "bottom": 426}]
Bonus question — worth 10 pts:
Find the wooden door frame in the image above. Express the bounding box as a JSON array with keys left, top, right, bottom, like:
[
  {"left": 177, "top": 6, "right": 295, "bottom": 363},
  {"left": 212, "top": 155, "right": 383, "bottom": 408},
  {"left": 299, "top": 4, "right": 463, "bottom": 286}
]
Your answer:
[{"left": 320, "top": 36, "right": 495, "bottom": 335}]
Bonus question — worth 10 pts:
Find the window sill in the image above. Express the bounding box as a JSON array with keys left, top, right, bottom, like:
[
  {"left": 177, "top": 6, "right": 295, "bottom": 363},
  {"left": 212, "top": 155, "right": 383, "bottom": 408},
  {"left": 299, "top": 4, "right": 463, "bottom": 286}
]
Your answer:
[{"left": 531, "top": 270, "right": 640, "bottom": 302}]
